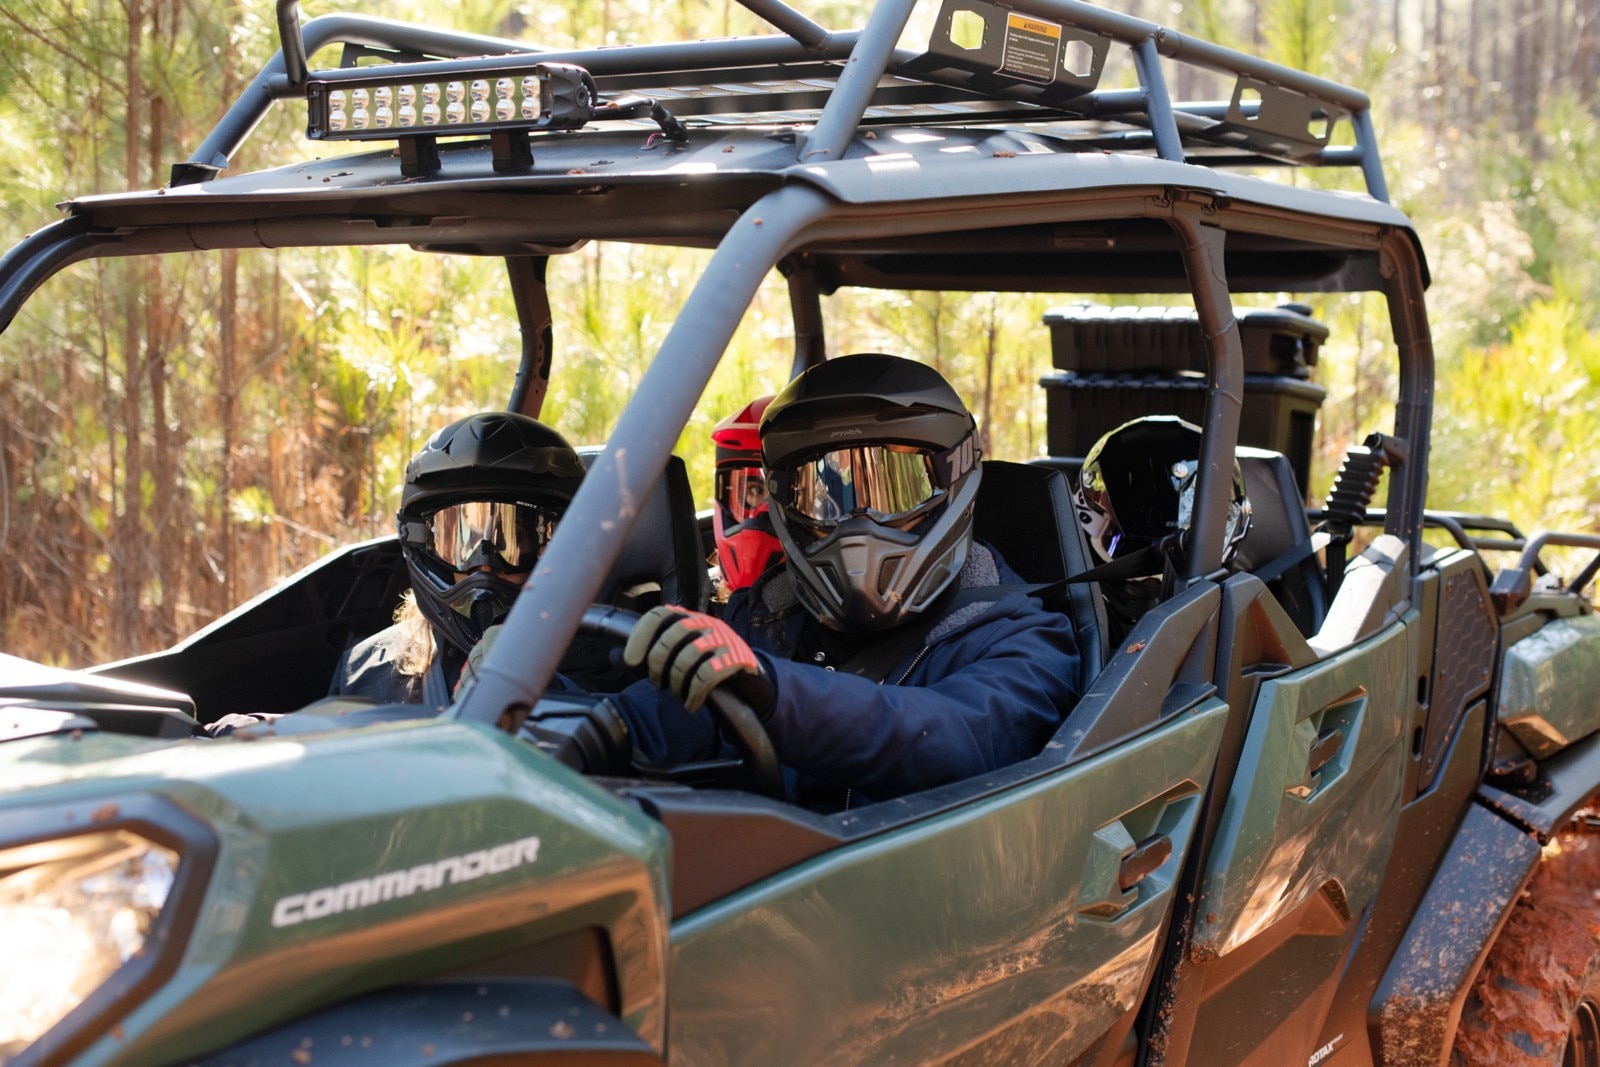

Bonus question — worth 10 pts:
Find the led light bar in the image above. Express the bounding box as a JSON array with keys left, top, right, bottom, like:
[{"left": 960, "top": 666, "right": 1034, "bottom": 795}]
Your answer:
[{"left": 305, "top": 61, "right": 596, "bottom": 141}]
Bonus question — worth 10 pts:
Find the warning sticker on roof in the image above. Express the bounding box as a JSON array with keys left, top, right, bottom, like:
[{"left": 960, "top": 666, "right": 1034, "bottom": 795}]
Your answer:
[{"left": 998, "top": 13, "right": 1062, "bottom": 85}]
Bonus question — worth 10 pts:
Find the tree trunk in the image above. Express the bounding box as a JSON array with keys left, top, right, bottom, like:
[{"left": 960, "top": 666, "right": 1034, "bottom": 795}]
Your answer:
[
  {"left": 218, "top": 0, "right": 241, "bottom": 610},
  {"left": 1432, "top": 0, "right": 1446, "bottom": 135},
  {"left": 111, "top": 0, "right": 143, "bottom": 654},
  {"left": 1512, "top": 0, "right": 1527, "bottom": 128},
  {"left": 147, "top": 8, "right": 180, "bottom": 647},
  {"left": 1467, "top": 0, "right": 1481, "bottom": 115},
  {"left": 980, "top": 298, "right": 997, "bottom": 457},
  {"left": 1530, "top": 0, "right": 1545, "bottom": 143},
  {"left": 1484, "top": 0, "right": 1497, "bottom": 108},
  {"left": 117, "top": 313, "right": 144, "bottom": 656},
  {"left": 220, "top": 260, "right": 239, "bottom": 611},
  {"left": 1583, "top": 4, "right": 1600, "bottom": 104}
]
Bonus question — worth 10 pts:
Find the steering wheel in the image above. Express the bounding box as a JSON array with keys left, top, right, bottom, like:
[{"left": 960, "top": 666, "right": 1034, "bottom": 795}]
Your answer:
[{"left": 578, "top": 604, "right": 785, "bottom": 799}]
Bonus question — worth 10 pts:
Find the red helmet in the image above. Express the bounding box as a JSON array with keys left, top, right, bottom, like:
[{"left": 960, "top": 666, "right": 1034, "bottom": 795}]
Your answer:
[{"left": 711, "top": 395, "right": 783, "bottom": 590}]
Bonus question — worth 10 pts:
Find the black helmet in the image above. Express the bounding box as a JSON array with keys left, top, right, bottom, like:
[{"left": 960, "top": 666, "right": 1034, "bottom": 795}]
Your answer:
[
  {"left": 397, "top": 412, "right": 586, "bottom": 655},
  {"left": 1075, "top": 415, "right": 1251, "bottom": 570},
  {"left": 761, "top": 353, "right": 981, "bottom": 632}
]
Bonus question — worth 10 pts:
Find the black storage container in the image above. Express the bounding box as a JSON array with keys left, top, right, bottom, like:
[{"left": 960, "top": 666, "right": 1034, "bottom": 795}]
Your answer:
[{"left": 1041, "top": 303, "right": 1328, "bottom": 494}]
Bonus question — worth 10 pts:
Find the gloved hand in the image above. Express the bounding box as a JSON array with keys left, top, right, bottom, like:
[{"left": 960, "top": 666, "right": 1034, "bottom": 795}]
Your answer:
[
  {"left": 202, "top": 712, "right": 285, "bottom": 738},
  {"left": 624, "top": 605, "right": 774, "bottom": 715},
  {"left": 455, "top": 623, "right": 503, "bottom": 698}
]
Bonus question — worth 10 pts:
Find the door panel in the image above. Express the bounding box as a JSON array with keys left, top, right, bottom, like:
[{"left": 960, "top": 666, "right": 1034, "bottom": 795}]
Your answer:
[
  {"left": 1196, "top": 622, "right": 1410, "bottom": 958},
  {"left": 668, "top": 700, "right": 1229, "bottom": 1067}
]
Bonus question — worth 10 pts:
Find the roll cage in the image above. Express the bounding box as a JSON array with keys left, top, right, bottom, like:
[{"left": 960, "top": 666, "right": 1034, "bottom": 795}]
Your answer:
[{"left": 0, "top": 0, "right": 1436, "bottom": 730}]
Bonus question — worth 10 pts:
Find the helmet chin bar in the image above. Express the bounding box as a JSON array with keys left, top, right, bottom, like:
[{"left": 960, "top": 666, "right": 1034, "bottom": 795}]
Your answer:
[
  {"left": 718, "top": 525, "right": 784, "bottom": 591},
  {"left": 410, "top": 565, "right": 523, "bottom": 655},
  {"left": 454, "top": 587, "right": 506, "bottom": 627},
  {"left": 775, "top": 471, "right": 980, "bottom": 633}
]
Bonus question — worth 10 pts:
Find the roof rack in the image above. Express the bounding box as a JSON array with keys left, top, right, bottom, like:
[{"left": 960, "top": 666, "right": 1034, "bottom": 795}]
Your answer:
[{"left": 174, "top": 0, "right": 1387, "bottom": 201}]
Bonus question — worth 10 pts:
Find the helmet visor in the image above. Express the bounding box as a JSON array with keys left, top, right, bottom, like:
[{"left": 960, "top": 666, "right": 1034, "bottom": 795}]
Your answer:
[
  {"left": 715, "top": 466, "right": 771, "bottom": 526},
  {"left": 781, "top": 445, "right": 940, "bottom": 529},
  {"left": 422, "top": 500, "right": 559, "bottom": 574}
]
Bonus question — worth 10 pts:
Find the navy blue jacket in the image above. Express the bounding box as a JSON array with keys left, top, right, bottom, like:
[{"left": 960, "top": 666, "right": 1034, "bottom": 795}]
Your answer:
[{"left": 615, "top": 542, "right": 1080, "bottom": 801}]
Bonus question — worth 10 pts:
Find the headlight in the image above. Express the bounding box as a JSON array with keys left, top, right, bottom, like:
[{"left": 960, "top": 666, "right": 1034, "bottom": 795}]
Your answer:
[
  {"left": 0, "top": 796, "right": 214, "bottom": 1066},
  {"left": 0, "top": 831, "right": 178, "bottom": 1056}
]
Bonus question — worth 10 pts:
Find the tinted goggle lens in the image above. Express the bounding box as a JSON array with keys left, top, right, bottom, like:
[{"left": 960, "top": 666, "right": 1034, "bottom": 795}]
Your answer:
[
  {"left": 782, "top": 446, "right": 940, "bottom": 528},
  {"left": 716, "top": 466, "right": 770, "bottom": 525},
  {"left": 425, "top": 501, "right": 558, "bottom": 572}
]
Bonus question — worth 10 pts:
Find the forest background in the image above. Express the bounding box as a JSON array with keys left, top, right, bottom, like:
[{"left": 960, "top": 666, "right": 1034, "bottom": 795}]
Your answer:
[{"left": 1, "top": 0, "right": 1598, "bottom": 665}]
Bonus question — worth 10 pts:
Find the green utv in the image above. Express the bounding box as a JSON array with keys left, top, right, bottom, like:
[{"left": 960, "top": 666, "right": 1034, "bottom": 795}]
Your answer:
[{"left": 5, "top": 0, "right": 1600, "bottom": 1063}]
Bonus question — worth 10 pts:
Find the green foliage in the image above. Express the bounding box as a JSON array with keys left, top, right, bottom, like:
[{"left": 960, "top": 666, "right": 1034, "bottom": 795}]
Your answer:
[
  {"left": 1430, "top": 284, "right": 1600, "bottom": 531},
  {"left": 1260, "top": 0, "right": 1348, "bottom": 76},
  {"left": 1298, "top": 292, "right": 1400, "bottom": 497},
  {"left": 1523, "top": 96, "right": 1600, "bottom": 310},
  {"left": 826, "top": 288, "right": 1050, "bottom": 462},
  {"left": 231, "top": 486, "right": 276, "bottom": 527}
]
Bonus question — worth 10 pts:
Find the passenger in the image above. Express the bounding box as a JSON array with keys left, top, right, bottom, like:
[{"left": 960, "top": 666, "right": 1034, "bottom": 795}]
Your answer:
[
  {"left": 614, "top": 353, "right": 1081, "bottom": 805},
  {"left": 709, "top": 395, "right": 783, "bottom": 601},
  {"left": 330, "top": 411, "right": 601, "bottom": 704},
  {"left": 1073, "top": 415, "right": 1252, "bottom": 643}
]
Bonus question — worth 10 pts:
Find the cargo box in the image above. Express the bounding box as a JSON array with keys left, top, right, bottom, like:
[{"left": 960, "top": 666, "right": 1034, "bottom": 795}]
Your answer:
[{"left": 1040, "top": 304, "right": 1329, "bottom": 493}]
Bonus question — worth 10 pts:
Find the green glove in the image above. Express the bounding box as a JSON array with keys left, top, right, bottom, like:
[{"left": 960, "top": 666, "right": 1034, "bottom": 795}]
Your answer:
[
  {"left": 455, "top": 623, "right": 503, "bottom": 698},
  {"left": 624, "top": 605, "right": 773, "bottom": 714}
]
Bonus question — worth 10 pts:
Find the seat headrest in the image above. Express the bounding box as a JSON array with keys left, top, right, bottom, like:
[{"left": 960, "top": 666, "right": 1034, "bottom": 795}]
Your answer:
[
  {"left": 1030, "top": 455, "right": 1084, "bottom": 488},
  {"left": 579, "top": 449, "right": 706, "bottom": 612},
  {"left": 976, "top": 462, "right": 1073, "bottom": 585},
  {"left": 1233, "top": 446, "right": 1312, "bottom": 569}
]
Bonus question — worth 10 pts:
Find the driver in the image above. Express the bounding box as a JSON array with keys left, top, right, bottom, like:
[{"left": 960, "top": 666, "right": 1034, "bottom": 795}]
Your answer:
[
  {"left": 330, "top": 410, "right": 598, "bottom": 704},
  {"left": 613, "top": 353, "right": 1081, "bottom": 805}
]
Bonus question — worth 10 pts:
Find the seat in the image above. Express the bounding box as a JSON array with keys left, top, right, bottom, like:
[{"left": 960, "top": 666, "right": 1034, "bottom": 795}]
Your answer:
[
  {"left": 1035, "top": 449, "right": 1328, "bottom": 639},
  {"left": 1032, "top": 455, "right": 1083, "bottom": 487},
  {"left": 976, "top": 460, "right": 1107, "bottom": 689},
  {"left": 1232, "top": 446, "right": 1326, "bottom": 636},
  {"left": 579, "top": 449, "right": 707, "bottom": 612}
]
